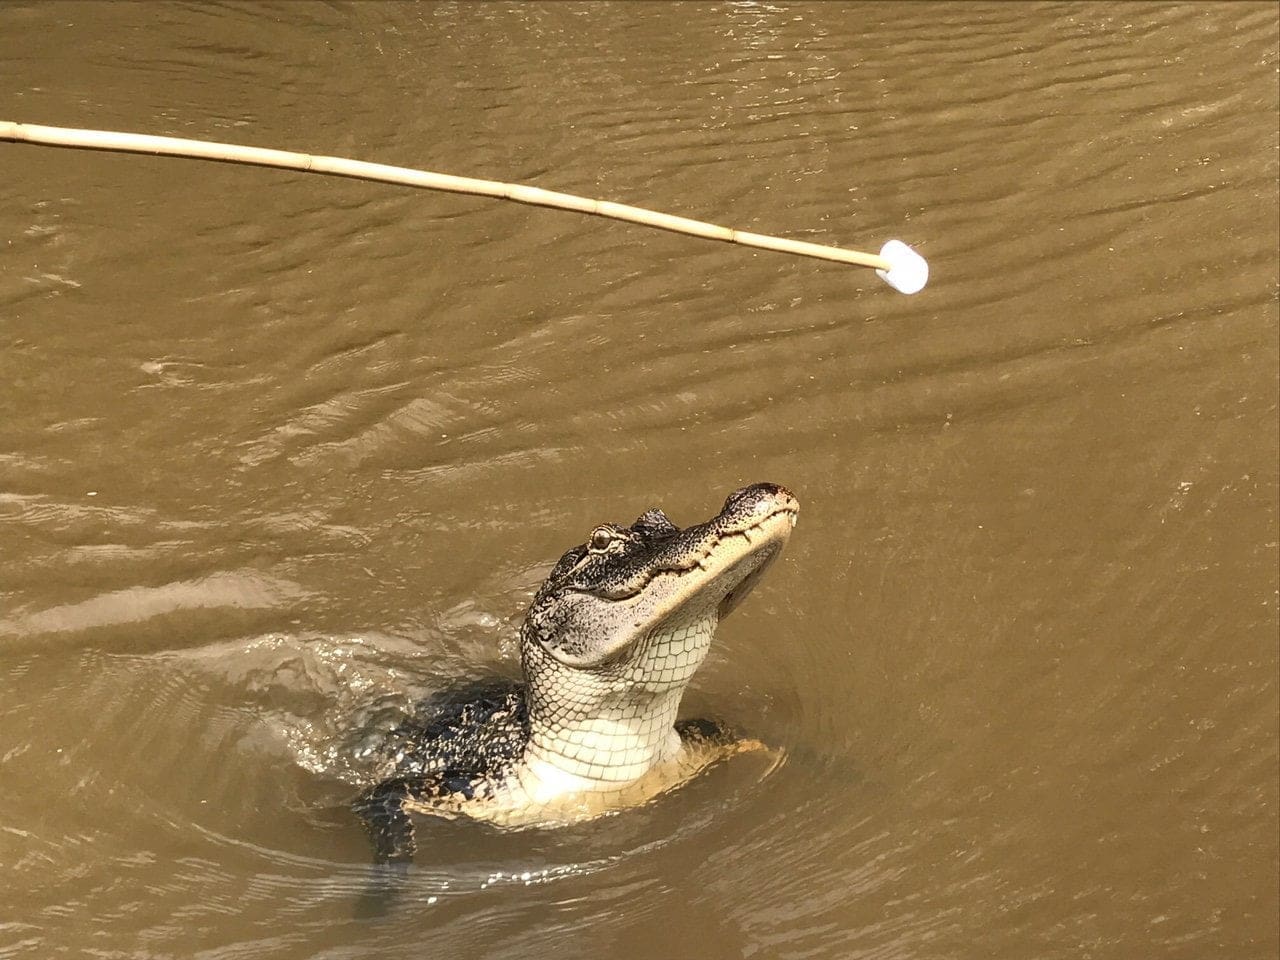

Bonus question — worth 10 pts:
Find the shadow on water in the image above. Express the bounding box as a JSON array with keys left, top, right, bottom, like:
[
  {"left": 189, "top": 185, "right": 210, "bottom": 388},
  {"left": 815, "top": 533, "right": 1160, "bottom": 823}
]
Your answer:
[{"left": 353, "top": 860, "right": 412, "bottom": 921}]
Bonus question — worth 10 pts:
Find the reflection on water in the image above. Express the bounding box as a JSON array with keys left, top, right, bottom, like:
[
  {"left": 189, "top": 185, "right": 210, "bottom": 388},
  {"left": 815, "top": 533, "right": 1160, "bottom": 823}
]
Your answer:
[{"left": 2, "top": 2, "right": 1277, "bottom": 958}]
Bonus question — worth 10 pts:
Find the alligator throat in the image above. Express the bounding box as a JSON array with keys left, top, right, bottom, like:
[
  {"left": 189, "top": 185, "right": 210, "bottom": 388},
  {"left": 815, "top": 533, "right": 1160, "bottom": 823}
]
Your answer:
[{"left": 521, "top": 614, "right": 717, "bottom": 796}]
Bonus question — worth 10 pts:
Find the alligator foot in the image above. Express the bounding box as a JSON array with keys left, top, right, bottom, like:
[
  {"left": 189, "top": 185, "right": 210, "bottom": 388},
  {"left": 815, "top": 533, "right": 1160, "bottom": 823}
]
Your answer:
[
  {"left": 351, "top": 778, "right": 425, "bottom": 919},
  {"left": 353, "top": 777, "right": 422, "bottom": 865}
]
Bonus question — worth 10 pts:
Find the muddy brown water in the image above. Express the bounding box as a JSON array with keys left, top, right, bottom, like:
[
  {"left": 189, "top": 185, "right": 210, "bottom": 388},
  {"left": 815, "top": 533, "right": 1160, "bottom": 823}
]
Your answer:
[{"left": 2, "top": 2, "right": 1277, "bottom": 958}]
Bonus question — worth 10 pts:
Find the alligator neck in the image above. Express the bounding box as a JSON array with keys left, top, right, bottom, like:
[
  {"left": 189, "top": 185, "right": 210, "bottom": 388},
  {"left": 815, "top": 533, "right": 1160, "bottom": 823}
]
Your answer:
[{"left": 517, "top": 687, "right": 686, "bottom": 802}]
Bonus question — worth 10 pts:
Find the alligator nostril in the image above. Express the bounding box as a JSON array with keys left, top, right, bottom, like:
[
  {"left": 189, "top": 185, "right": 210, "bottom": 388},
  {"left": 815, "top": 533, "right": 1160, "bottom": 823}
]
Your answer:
[{"left": 723, "top": 482, "right": 793, "bottom": 513}]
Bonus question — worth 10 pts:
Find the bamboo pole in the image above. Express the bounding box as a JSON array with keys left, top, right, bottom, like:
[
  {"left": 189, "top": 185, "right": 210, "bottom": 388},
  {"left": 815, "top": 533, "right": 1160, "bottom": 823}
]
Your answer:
[{"left": 1, "top": 120, "right": 928, "bottom": 291}]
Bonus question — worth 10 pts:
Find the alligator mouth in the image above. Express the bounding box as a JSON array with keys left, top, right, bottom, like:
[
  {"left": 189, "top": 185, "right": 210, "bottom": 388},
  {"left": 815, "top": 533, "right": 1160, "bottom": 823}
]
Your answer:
[
  {"left": 533, "top": 484, "right": 798, "bottom": 669},
  {"left": 712, "top": 503, "right": 797, "bottom": 618},
  {"left": 580, "top": 493, "right": 796, "bottom": 599},
  {"left": 618, "top": 491, "right": 797, "bottom": 632}
]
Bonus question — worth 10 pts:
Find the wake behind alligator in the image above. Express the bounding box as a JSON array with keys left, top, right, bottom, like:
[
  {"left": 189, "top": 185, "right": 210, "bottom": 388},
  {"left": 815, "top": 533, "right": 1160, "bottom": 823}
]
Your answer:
[{"left": 354, "top": 483, "right": 798, "bottom": 863}]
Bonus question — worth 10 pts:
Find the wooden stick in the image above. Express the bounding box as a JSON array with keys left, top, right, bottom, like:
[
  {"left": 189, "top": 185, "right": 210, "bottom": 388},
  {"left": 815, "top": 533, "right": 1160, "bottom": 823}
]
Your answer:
[{"left": 1, "top": 120, "right": 895, "bottom": 272}]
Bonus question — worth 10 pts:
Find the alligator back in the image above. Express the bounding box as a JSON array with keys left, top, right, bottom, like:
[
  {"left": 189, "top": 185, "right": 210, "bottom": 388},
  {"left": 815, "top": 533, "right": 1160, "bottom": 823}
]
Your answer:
[
  {"left": 386, "top": 679, "right": 529, "bottom": 780},
  {"left": 353, "top": 679, "right": 529, "bottom": 863}
]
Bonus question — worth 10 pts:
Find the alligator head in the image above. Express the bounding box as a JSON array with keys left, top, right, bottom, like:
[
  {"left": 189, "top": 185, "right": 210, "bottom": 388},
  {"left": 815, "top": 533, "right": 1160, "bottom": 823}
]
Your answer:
[{"left": 517, "top": 482, "right": 798, "bottom": 797}]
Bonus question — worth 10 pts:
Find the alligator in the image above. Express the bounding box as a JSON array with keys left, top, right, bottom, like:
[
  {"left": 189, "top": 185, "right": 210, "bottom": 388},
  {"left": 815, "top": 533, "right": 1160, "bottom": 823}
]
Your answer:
[{"left": 353, "top": 482, "right": 798, "bottom": 863}]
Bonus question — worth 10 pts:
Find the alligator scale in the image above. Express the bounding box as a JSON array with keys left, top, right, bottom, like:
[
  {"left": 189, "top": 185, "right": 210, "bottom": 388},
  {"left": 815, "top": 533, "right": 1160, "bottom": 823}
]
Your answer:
[{"left": 354, "top": 483, "right": 798, "bottom": 862}]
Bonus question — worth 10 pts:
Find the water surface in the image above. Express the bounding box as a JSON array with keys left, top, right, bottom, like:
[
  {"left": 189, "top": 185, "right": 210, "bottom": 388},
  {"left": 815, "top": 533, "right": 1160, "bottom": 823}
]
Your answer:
[{"left": 2, "top": 2, "right": 1277, "bottom": 958}]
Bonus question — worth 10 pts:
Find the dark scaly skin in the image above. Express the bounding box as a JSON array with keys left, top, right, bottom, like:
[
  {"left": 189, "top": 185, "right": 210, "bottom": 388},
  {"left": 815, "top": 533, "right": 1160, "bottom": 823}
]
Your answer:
[
  {"left": 353, "top": 682, "right": 528, "bottom": 862},
  {"left": 353, "top": 483, "right": 797, "bottom": 863}
]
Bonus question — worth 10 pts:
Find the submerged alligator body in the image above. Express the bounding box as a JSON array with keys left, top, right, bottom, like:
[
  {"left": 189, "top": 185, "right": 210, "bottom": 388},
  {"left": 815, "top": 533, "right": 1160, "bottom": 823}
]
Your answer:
[{"left": 354, "top": 482, "right": 798, "bottom": 862}]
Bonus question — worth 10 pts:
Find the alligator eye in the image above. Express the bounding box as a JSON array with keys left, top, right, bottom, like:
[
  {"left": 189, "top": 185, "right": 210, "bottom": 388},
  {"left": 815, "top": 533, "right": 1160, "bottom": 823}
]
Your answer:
[{"left": 588, "top": 526, "right": 615, "bottom": 552}]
